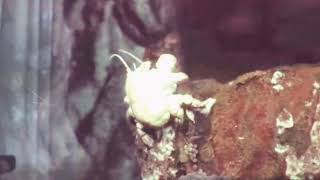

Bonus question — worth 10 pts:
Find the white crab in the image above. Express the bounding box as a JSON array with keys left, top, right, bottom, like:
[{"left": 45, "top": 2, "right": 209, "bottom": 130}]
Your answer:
[{"left": 110, "top": 50, "right": 216, "bottom": 146}]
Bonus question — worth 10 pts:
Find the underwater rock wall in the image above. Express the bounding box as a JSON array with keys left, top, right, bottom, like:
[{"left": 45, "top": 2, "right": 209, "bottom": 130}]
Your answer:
[
  {"left": 211, "top": 67, "right": 320, "bottom": 179},
  {"left": 134, "top": 66, "right": 320, "bottom": 179}
]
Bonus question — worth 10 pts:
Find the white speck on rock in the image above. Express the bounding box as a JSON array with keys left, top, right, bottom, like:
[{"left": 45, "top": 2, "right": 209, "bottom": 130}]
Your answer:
[
  {"left": 273, "top": 84, "right": 284, "bottom": 92},
  {"left": 274, "top": 144, "right": 290, "bottom": 154},
  {"left": 313, "top": 81, "right": 320, "bottom": 96},
  {"left": 285, "top": 153, "right": 304, "bottom": 180},
  {"left": 168, "top": 168, "right": 178, "bottom": 177},
  {"left": 276, "top": 108, "right": 294, "bottom": 135},
  {"left": 183, "top": 143, "right": 198, "bottom": 163},
  {"left": 313, "top": 81, "right": 320, "bottom": 90},
  {"left": 284, "top": 119, "right": 320, "bottom": 180},
  {"left": 305, "top": 101, "right": 312, "bottom": 107},
  {"left": 271, "top": 70, "right": 285, "bottom": 92},
  {"left": 271, "top": 71, "right": 285, "bottom": 85},
  {"left": 149, "top": 126, "right": 175, "bottom": 161},
  {"left": 310, "top": 120, "right": 320, "bottom": 145}
]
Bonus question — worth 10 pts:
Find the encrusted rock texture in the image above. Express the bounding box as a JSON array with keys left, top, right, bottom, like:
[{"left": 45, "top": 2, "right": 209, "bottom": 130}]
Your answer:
[
  {"left": 211, "top": 66, "right": 320, "bottom": 179},
  {"left": 135, "top": 65, "right": 320, "bottom": 180}
]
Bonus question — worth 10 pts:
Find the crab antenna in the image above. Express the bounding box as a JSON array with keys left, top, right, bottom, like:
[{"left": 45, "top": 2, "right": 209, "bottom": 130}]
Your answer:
[
  {"left": 109, "top": 54, "right": 132, "bottom": 72},
  {"left": 118, "top": 49, "right": 143, "bottom": 64}
]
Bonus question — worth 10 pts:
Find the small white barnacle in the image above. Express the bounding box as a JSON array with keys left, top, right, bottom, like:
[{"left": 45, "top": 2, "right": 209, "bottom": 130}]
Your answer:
[
  {"left": 183, "top": 142, "right": 198, "bottom": 162},
  {"left": 271, "top": 70, "right": 285, "bottom": 92},
  {"left": 310, "top": 120, "right": 320, "bottom": 145},
  {"left": 312, "top": 81, "right": 320, "bottom": 96},
  {"left": 273, "top": 84, "right": 284, "bottom": 92},
  {"left": 276, "top": 108, "right": 294, "bottom": 135},
  {"left": 271, "top": 70, "right": 285, "bottom": 85},
  {"left": 285, "top": 153, "right": 304, "bottom": 180},
  {"left": 313, "top": 81, "right": 320, "bottom": 90},
  {"left": 274, "top": 143, "right": 290, "bottom": 154},
  {"left": 305, "top": 101, "right": 312, "bottom": 107},
  {"left": 149, "top": 126, "right": 176, "bottom": 161}
]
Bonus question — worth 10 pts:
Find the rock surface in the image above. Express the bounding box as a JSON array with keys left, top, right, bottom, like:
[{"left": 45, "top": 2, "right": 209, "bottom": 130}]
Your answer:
[
  {"left": 135, "top": 65, "right": 320, "bottom": 180},
  {"left": 211, "top": 66, "right": 320, "bottom": 179}
]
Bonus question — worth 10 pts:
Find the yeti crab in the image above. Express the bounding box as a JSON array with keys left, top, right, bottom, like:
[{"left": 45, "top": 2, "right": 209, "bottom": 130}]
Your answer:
[{"left": 110, "top": 50, "right": 216, "bottom": 146}]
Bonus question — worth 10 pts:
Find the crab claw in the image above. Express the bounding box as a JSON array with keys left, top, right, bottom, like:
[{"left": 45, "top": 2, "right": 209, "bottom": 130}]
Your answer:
[
  {"left": 200, "top": 98, "right": 216, "bottom": 115},
  {"left": 171, "top": 72, "right": 189, "bottom": 83},
  {"left": 186, "top": 110, "right": 195, "bottom": 123}
]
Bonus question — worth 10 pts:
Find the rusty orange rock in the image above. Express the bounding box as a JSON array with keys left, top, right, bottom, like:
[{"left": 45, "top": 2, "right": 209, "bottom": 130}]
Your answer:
[
  {"left": 134, "top": 65, "right": 320, "bottom": 180},
  {"left": 210, "top": 66, "right": 320, "bottom": 179}
]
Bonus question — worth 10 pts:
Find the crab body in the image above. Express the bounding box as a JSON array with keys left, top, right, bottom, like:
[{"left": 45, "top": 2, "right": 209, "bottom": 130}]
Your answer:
[
  {"left": 124, "top": 56, "right": 188, "bottom": 127},
  {"left": 110, "top": 50, "right": 216, "bottom": 133}
]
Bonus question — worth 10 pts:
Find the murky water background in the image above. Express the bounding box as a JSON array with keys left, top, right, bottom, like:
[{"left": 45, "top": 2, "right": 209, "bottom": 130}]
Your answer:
[{"left": 1, "top": 0, "right": 320, "bottom": 179}]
